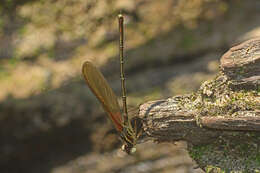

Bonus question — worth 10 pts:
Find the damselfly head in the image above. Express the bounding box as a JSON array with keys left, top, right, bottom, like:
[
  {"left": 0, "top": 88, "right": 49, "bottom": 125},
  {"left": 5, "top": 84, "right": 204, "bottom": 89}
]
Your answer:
[
  {"left": 122, "top": 143, "right": 136, "bottom": 154},
  {"left": 119, "top": 125, "right": 136, "bottom": 154},
  {"left": 120, "top": 116, "right": 142, "bottom": 154}
]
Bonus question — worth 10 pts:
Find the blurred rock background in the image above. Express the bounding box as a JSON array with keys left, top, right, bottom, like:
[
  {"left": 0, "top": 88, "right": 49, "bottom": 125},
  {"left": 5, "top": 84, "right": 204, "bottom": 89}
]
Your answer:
[{"left": 0, "top": 0, "right": 259, "bottom": 172}]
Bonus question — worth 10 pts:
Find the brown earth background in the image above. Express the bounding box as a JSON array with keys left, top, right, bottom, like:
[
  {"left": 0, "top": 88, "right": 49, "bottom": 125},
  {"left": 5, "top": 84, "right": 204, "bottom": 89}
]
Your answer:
[{"left": 0, "top": 0, "right": 260, "bottom": 173}]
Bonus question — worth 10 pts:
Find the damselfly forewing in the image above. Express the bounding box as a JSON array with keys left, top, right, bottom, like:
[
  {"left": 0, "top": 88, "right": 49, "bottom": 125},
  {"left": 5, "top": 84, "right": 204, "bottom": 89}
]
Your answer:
[{"left": 82, "top": 14, "right": 142, "bottom": 154}]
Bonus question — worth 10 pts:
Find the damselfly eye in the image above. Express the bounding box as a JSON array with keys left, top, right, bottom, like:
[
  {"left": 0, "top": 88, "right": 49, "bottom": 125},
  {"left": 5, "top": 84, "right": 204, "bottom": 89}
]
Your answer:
[{"left": 121, "top": 144, "right": 126, "bottom": 151}]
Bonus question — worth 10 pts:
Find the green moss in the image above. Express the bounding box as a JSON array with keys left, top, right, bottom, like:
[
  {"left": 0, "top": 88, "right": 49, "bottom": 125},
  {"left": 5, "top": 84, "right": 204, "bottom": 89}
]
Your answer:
[
  {"left": 190, "top": 145, "right": 210, "bottom": 161},
  {"left": 189, "top": 74, "right": 259, "bottom": 117},
  {"left": 189, "top": 138, "right": 260, "bottom": 172},
  {"left": 255, "top": 153, "right": 260, "bottom": 165}
]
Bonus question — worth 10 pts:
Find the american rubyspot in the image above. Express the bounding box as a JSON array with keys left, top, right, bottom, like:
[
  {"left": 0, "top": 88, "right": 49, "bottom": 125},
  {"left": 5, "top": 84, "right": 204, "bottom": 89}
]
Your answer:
[{"left": 82, "top": 14, "right": 142, "bottom": 154}]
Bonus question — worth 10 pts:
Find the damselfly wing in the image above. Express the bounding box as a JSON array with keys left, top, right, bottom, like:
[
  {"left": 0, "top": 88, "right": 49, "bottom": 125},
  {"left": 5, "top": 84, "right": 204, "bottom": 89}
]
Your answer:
[{"left": 82, "top": 61, "right": 123, "bottom": 132}]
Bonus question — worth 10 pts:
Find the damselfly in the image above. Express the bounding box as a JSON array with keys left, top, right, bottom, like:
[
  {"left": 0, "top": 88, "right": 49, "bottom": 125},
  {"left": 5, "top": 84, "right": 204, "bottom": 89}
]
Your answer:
[{"left": 82, "top": 14, "right": 142, "bottom": 154}]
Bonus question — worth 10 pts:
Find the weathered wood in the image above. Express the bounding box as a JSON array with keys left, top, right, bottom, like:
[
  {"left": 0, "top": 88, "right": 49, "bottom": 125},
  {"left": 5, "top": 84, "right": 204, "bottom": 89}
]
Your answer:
[
  {"left": 137, "top": 38, "right": 260, "bottom": 172},
  {"left": 200, "top": 113, "right": 260, "bottom": 131},
  {"left": 139, "top": 97, "right": 221, "bottom": 146},
  {"left": 220, "top": 38, "right": 260, "bottom": 86},
  {"left": 138, "top": 97, "right": 260, "bottom": 145},
  {"left": 138, "top": 38, "right": 260, "bottom": 143}
]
